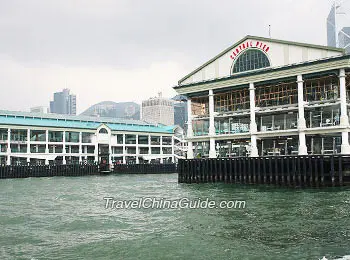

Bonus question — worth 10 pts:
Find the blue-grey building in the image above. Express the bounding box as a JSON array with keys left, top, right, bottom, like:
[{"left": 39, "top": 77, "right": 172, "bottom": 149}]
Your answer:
[
  {"left": 327, "top": 3, "right": 337, "bottom": 48},
  {"left": 50, "top": 89, "right": 77, "bottom": 115}
]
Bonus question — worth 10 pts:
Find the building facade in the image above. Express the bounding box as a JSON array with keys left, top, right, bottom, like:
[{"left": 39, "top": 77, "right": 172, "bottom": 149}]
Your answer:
[
  {"left": 142, "top": 93, "right": 174, "bottom": 126},
  {"left": 50, "top": 89, "right": 77, "bottom": 115},
  {"left": 30, "top": 106, "right": 49, "bottom": 114},
  {"left": 327, "top": 3, "right": 337, "bottom": 48},
  {"left": 338, "top": 27, "right": 350, "bottom": 53},
  {"left": 327, "top": 1, "right": 350, "bottom": 53},
  {"left": 0, "top": 111, "right": 184, "bottom": 165},
  {"left": 174, "top": 35, "right": 350, "bottom": 159},
  {"left": 172, "top": 95, "right": 188, "bottom": 131}
]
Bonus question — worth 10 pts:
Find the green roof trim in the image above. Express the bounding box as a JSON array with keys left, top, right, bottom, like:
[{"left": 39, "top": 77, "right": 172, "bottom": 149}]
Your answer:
[
  {"left": 0, "top": 111, "right": 175, "bottom": 134},
  {"left": 178, "top": 35, "right": 345, "bottom": 84}
]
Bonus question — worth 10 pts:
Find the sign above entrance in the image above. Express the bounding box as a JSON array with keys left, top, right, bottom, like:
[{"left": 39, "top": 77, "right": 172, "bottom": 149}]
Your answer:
[{"left": 230, "top": 41, "right": 270, "bottom": 60}]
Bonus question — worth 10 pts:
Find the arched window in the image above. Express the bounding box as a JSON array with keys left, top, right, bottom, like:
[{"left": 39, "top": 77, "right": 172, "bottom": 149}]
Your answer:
[
  {"left": 232, "top": 49, "right": 270, "bottom": 74},
  {"left": 99, "top": 128, "right": 108, "bottom": 134}
]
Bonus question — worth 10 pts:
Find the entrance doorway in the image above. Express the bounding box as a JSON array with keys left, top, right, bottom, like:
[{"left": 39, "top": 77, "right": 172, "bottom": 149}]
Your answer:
[{"left": 98, "top": 144, "right": 110, "bottom": 171}]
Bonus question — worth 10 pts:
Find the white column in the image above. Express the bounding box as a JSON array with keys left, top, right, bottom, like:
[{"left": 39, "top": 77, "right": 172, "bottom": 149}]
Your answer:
[
  {"left": 209, "top": 89, "right": 216, "bottom": 158},
  {"left": 249, "top": 83, "right": 257, "bottom": 133},
  {"left": 122, "top": 134, "right": 126, "bottom": 164},
  {"left": 171, "top": 136, "right": 175, "bottom": 163},
  {"left": 186, "top": 98, "right": 194, "bottom": 159},
  {"left": 45, "top": 130, "right": 49, "bottom": 165},
  {"left": 187, "top": 98, "right": 193, "bottom": 137},
  {"left": 187, "top": 141, "right": 194, "bottom": 159},
  {"left": 159, "top": 136, "right": 163, "bottom": 163},
  {"left": 84, "top": 146, "right": 87, "bottom": 160},
  {"left": 297, "top": 75, "right": 308, "bottom": 155},
  {"left": 63, "top": 131, "right": 67, "bottom": 164},
  {"left": 136, "top": 134, "right": 139, "bottom": 164},
  {"left": 298, "top": 132, "right": 308, "bottom": 155},
  {"left": 94, "top": 139, "right": 98, "bottom": 164},
  {"left": 79, "top": 132, "right": 83, "bottom": 163},
  {"left": 109, "top": 146, "right": 113, "bottom": 165},
  {"left": 339, "top": 69, "right": 350, "bottom": 154},
  {"left": 6, "top": 128, "right": 11, "bottom": 165},
  {"left": 341, "top": 131, "right": 350, "bottom": 154},
  {"left": 249, "top": 83, "right": 258, "bottom": 157},
  {"left": 209, "top": 90, "right": 215, "bottom": 135},
  {"left": 297, "top": 75, "right": 306, "bottom": 130},
  {"left": 209, "top": 138, "right": 216, "bottom": 158},
  {"left": 27, "top": 129, "right": 30, "bottom": 164},
  {"left": 339, "top": 69, "right": 349, "bottom": 126}
]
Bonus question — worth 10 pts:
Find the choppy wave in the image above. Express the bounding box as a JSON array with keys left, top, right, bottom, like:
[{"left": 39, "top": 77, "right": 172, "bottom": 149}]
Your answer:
[{"left": 0, "top": 174, "right": 349, "bottom": 260}]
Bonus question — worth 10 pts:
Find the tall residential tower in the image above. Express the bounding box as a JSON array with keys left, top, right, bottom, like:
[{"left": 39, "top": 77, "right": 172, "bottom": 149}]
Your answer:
[
  {"left": 50, "top": 89, "right": 77, "bottom": 115},
  {"left": 142, "top": 93, "right": 174, "bottom": 126}
]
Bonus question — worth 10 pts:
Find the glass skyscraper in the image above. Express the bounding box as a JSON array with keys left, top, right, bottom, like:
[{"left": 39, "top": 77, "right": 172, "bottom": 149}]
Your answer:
[
  {"left": 50, "top": 89, "right": 77, "bottom": 115},
  {"left": 327, "top": 4, "right": 337, "bottom": 48}
]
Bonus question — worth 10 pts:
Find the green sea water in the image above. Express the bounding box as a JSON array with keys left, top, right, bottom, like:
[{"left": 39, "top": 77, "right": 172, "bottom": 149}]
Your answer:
[{"left": 0, "top": 174, "right": 349, "bottom": 260}]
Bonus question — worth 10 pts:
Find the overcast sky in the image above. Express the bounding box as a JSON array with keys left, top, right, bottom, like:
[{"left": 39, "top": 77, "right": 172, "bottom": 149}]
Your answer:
[{"left": 0, "top": 0, "right": 343, "bottom": 113}]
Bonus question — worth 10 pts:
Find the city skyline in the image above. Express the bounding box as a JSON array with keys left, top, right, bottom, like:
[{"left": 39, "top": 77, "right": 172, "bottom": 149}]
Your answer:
[{"left": 0, "top": 0, "right": 341, "bottom": 114}]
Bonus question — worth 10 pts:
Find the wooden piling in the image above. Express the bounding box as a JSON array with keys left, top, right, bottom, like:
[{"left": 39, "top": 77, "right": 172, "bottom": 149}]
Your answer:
[{"left": 331, "top": 155, "right": 335, "bottom": 187}]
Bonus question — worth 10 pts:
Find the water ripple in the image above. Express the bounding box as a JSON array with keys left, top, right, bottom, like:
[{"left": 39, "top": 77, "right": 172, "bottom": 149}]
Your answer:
[{"left": 0, "top": 174, "right": 349, "bottom": 260}]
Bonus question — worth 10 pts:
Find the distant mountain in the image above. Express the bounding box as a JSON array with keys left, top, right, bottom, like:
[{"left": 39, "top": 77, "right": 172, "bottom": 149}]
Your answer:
[{"left": 80, "top": 101, "right": 140, "bottom": 120}]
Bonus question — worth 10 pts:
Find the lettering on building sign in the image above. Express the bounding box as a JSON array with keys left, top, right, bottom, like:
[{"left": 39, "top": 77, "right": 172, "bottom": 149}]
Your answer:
[{"left": 230, "top": 41, "right": 270, "bottom": 60}]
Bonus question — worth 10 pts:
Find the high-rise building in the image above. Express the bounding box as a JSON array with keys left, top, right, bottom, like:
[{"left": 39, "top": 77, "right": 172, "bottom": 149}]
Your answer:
[
  {"left": 327, "top": 1, "right": 350, "bottom": 53},
  {"left": 327, "top": 3, "right": 337, "bottom": 48},
  {"left": 142, "top": 93, "right": 174, "bottom": 126},
  {"left": 172, "top": 95, "right": 188, "bottom": 130},
  {"left": 339, "top": 27, "right": 350, "bottom": 53},
  {"left": 50, "top": 89, "right": 77, "bottom": 115}
]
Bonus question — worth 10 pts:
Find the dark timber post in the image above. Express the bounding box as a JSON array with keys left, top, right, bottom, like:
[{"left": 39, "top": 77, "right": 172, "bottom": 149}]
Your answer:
[
  {"left": 338, "top": 155, "right": 343, "bottom": 186},
  {"left": 233, "top": 158, "right": 238, "bottom": 183},
  {"left": 302, "top": 156, "right": 307, "bottom": 187},
  {"left": 331, "top": 155, "right": 335, "bottom": 187},
  {"left": 228, "top": 158, "right": 233, "bottom": 183},
  {"left": 320, "top": 155, "right": 325, "bottom": 186},
  {"left": 263, "top": 157, "right": 267, "bottom": 184},
  {"left": 314, "top": 156, "right": 319, "bottom": 187},
  {"left": 308, "top": 156, "right": 313, "bottom": 187},
  {"left": 297, "top": 156, "right": 302, "bottom": 187},
  {"left": 286, "top": 156, "right": 291, "bottom": 187}
]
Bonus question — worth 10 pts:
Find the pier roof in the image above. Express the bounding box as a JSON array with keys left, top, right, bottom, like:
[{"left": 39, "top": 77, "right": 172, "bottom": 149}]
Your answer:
[{"left": 0, "top": 110, "right": 175, "bottom": 134}]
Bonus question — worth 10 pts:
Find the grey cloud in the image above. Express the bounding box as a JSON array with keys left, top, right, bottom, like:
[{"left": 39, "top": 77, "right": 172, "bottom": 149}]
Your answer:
[
  {"left": 0, "top": 0, "right": 333, "bottom": 69},
  {"left": 0, "top": 0, "right": 338, "bottom": 113}
]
